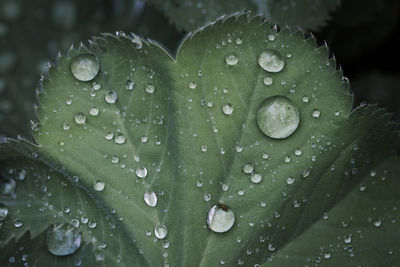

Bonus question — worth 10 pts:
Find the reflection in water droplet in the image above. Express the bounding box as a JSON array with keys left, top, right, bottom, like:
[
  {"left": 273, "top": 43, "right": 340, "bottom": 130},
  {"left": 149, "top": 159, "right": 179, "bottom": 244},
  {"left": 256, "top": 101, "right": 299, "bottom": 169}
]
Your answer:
[
  {"left": 70, "top": 54, "right": 99, "bottom": 81},
  {"left": 154, "top": 225, "right": 168, "bottom": 239},
  {"left": 256, "top": 96, "right": 300, "bottom": 139},
  {"left": 93, "top": 181, "right": 105, "bottom": 191},
  {"left": 144, "top": 191, "right": 157, "bottom": 207},
  {"left": 207, "top": 204, "right": 235, "bottom": 233},
  {"left": 222, "top": 103, "right": 234, "bottom": 115},
  {"left": 105, "top": 91, "right": 118, "bottom": 104},
  {"left": 258, "top": 50, "right": 284, "bottom": 73},
  {"left": 74, "top": 113, "right": 86, "bottom": 125},
  {"left": 136, "top": 167, "right": 147, "bottom": 178},
  {"left": 225, "top": 54, "right": 238, "bottom": 66},
  {"left": 47, "top": 224, "right": 82, "bottom": 256},
  {"left": 0, "top": 207, "right": 8, "bottom": 221}
]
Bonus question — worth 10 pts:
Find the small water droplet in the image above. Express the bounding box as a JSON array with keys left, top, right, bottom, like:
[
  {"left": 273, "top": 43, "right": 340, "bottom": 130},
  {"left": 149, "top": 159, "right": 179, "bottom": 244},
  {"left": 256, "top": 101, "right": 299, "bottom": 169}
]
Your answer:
[
  {"left": 207, "top": 204, "right": 235, "bottom": 233},
  {"left": 70, "top": 54, "right": 99, "bottom": 81},
  {"left": 105, "top": 132, "right": 113, "bottom": 140},
  {"left": 373, "top": 219, "right": 382, "bottom": 227},
  {"left": 250, "top": 173, "right": 262, "bottom": 184},
  {"left": 154, "top": 225, "right": 168, "bottom": 239},
  {"left": 225, "top": 54, "right": 238, "bottom": 66},
  {"left": 235, "top": 37, "right": 243, "bottom": 45},
  {"left": 145, "top": 84, "right": 155, "bottom": 94},
  {"left": 14, "top": 219, "right": 23, "bottom": 228},
  {"left": 63, "top": 122, "right": 70, "bottom": 131},
  {"left": 256, "top": 96, "right": 300, "bottom": 139},
  {"left": 267, "top": 34, "right": 276, "bottom": 41},
  {"left": 47, "top": 224, "right": 81, "bottom": 256},
  {"left": 144, "top": 191, "right": 157, "bottom": 207},
  {"left": 263, "top": 77, "right": 273, "bottom": 85},
  {"left": 93, "top": 180, "right": 105, "bottom": 191},
  {"left": 125, "top": 80, "right": 135, "bottom": 90},
  {"left": 188, "top": 82, "right": 197, "bottom": 89},
  {"left": 105, "top": 91, "right": 118, "bottom": 104},
  {"left": 74, "top": 113, "right": 86, "bottom": 125},
  {"left": 0, "top": 207, "right": 8, "bottom": 221},
  {"left": 294, "top": 149, "right": 302, "bottom": 156},
  {"left": 302, "top": 96, "right": 309, "bottom": 103},
  {"left": 286, "top": 176, "right": 295, "bottom": 184},
  {"left": 258, "top": 50, "right": 284, "bottom": 73},
  {"left": 88, "top": 220, "right": 97, "bottom": 228},
  {"left": 136, "top": 167, "right": 147, "bottom": 178},
  {"left": 89, "top": 107, "right": 99, "bottom": 116},
  {"left": 114, "top": 133, "right": 126, "bottom": 144},
  {"left": 312, "top": 109, "right": 321, "bottom": 118},
  {"left": 1, "top": 178, "right": 16, "bottom": 195},
  {"left": 92, "top": 82, "right": 101, "bottom": 90},
  {"left": 344, "top": 235, "right": 352, "bottom": 244},
  {"left": 242, "top": 164, "right": 254, "bottom": 174},
  {"left": 222, "top": 103, "right": 234, "bottom": 115}
]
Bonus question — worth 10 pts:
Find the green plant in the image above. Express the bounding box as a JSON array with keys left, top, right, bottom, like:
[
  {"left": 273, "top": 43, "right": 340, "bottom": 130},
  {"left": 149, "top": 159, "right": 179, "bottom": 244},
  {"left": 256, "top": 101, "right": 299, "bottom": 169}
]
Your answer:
[{"left": 1, "top": 2, "right": 399, "bottom": 267}]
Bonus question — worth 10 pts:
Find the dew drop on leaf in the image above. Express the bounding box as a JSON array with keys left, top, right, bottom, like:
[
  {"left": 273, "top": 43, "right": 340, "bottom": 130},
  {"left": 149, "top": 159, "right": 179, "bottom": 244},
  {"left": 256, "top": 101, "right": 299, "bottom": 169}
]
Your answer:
[
  {"left": 125, "top": 79, "right": 135, "bottom": 90},
  {"left": 136, "top": 167, "right": 148, "bottom": 178},
  {"left": 47, "top": 224, "right": 82, "bottom": 256},
  {"left": 145, "top": 84, "right": 155, "bottom": 94},
  {"left": 104, "top": 132, "right": 114, "bottom": 140},
  {"left": 222, "top": 103, "right": 234, "bottom": 115},
  {"left": 13, "top": 219, "right": 23, "bottom": 228},
  {"left": 312, "top": 109, "right": 321, "bottom": 118},
  {"left": 105, "top": 91, "right": 118, "bottom": 104},
  {"left": 89, "top": 107, "right": 99, "bottom": 116},
  {"left": 242, "top": 163, "right": 254, "bottom": 174},
  {"left": 154, "top": 224, "right": 168, "bottom": 239},
  {"left": 93, "top": 180, "right": 105, "bottom": 191},
  {"left": 256, "top": 96, "right": 300, "bottom": 139},
  {"left": 0, "top": 207, "right": 8, "bottom": 221},
  {"left": 263, "top": 77, "right": 273, "bottom": 85},
  {"left": 0, "top": 178, "right": 16, "bottom": 195},
  {"left": 114, "top": 133, "right": 126, "bottom": 144},
  {"left": 258, "top": 50, "right": 284, "bottom": 73},
  {"left": 74, "top": 113, "right": 86, "bottom": 125},
  {"left": 144, "top": 191, "right": 157, "bottom": 207},
  {"left": 250, "top": 173, "right": 262, "bottom": 184},
  {"left": 225, "top": 54, "right": 238, "bottom": 66},
  {"left": 207, "top": 204, "right": 235, "bottom": 233},
  {"left": 70, "top": 54, "right": 99, "bottom": 81},
  {"left": 286, "top": 176, "right": 295, "bottom": 184}
]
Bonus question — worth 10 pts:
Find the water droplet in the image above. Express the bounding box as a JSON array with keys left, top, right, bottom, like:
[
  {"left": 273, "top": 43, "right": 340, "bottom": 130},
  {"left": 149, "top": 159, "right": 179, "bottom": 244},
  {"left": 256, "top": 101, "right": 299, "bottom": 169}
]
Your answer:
[
  {"left": 14, "top": 219, "right": 23, "bottom": 228},
  {"left": 105, "top": 132, "right": 113, "bottom": 140},
  {"left": 286, "top": 176, "right": 295, "bottom": 184},
  {"left": 250, "top": 173, "right": 262, "bottom": 184},
  {"left": 283, "top": 155, "right": 291, "bottom": 163},
  {"left": 105, "top": 91, "right": 118, "bottom": 104},
  {"left": 114, "top": 133, "right": 126, "bottom": 144},
  {"left": 70, "top": 54, "right": 99, "bottom": 81},
  {"left": 0, "top": 178, "right": 16, "bottom": 195},
  {"left": 89, "top": 107, "right": 99, "bottom": 116},
  {"left": 207, "top": 204, "right": 235, "bottom": 233},
  {"left": 242, "top": 164, "right": 254, "bottom": 174},
  {"left": 225, "top": 54, "right": 238, "bottom": 66},
  {"left": 268, "top": 243, "right": 276, "bottom": 251},
  {"left": 235, "top": 37, "right": 243, "bottom": 45},
  {"left": 93, "top": 180, "right": 105, "bottom": 191},
  {"left": 47, "top": 224, "right": 82, "bottom": 256},
  {"left": 188, "top": 82, "right": 197, "bottom": 89},
  {"left": 302, "top": 96, "right": 309, "bottom": 103},
  {"left": 63, "top": 122, "right": 70, "bottom": 131},
  {"left": 263, "top": 77, "right": 273, "bottom": 85},
  {"left": 222, "top": 103, "right": 234, "bottom": 115},
  {"left": 344, "top": 236, "right": 352, "bottom": 244},
  {"left": 312, "top": 109, "right": 321, "bottom": 118},
  {"left": 88, "top": 220, "right": 97, "bottom": 228},
  {"left": 294, "top": 149, "right": 302, "bottom": 156},
  {"left": 256, "top": 96, "right": 300, "bottom": 139},
  {"left": 267, "top": 34, "right": 276, "bottom": 41},
  {"left": 125, "top": 80, "right": 135, "bottom": 90},
  {"left": 92, "top": 82, "right": 101, "bottom": 90},
  {"left": 373, "top": 219, "right": 382, "bottom": 227},
  {"left": 144, "top": 191, "right": 157, "bottom": 207},
  {"left": 0, "top": 207, "right": 8, "bottom": 221},
  {"left": 145, "top": 84, "right": 155, "bottom": 94},
  {"left": 154, "top": 225, "right": 168, "bottom": 239},
  {"left": 258, "top": 50, "right": 284, "bottom": 73},
  {"left": 74, "top": 113, "right": 86, "bottom": 125},
  {"left": 136, "top": 167, "right": 147, "bottom": 178}
]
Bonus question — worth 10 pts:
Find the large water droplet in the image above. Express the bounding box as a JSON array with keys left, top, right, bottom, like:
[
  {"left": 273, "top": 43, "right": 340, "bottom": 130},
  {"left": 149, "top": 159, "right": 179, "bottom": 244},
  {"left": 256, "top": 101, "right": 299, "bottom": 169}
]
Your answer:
[
  {"left": 207, "top": 204, "right": 235, "bottom": 233},
  {"left": 105, "top": 91, "right": 118, "bottom": 104},
  {"left": 47, "top": 224, "right": 82, "bottom": 256},
  {"left": 256, "top": 96, "right": 300, "bottom": 139},
  {"left": 70, "top": 54, "right": 99, "bottom": 81},
  {"left": 154, "top": 225, "right": 168, "bottom": 239},
  {"left": 225, "top": 54, "right": 238, "bottom": 66},
  {"left": 258, "top": 50, "right": 285, "bottom": 73},
  {"left": 144, "top": 191, "right": 157, "bottom": 207},
  {"left": 250, "top": 173, "right": 262, "bottom": 184}
]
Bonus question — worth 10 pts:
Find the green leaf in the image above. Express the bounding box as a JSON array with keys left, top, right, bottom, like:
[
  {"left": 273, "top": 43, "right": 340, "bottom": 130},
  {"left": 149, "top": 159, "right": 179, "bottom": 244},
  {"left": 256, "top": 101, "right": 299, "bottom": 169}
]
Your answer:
[
  {"left": 1, "top": 14, "right": 399, "bottom": 265},
  {"left": 263, "top": 156, "right": 400, "bottom": 265},
  {"left": 145, "top": 0, "right": 340, "bottom": 31},
  {"left": 0, "top": 140, "right": 147, "bottom": 266}
]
